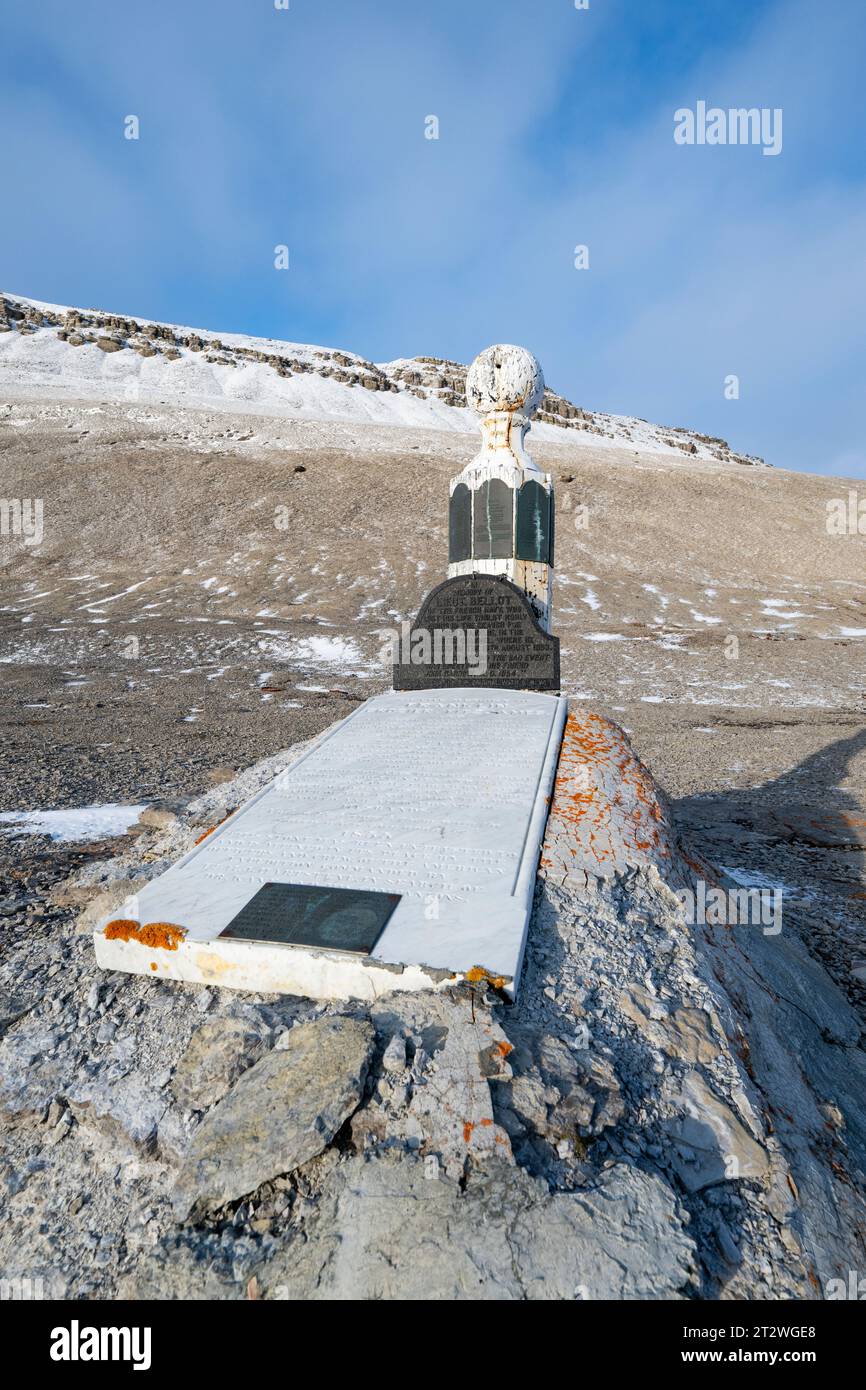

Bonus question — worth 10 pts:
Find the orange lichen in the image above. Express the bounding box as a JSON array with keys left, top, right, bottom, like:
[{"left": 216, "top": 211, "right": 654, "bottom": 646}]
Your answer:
[
  {"left": 497, "top": 1040, "right": 514, "bottom": 1058},
  {"left": 542, "top": 711, "right": 678, "bottom": 871},
  {"left": 465, "top": 966, "right": 507, "bottom": 990},
  {"left": 104, "top": 919, "right": 186, "bottom": 950},
  {"left": 103, "top": 918, "right": 139, "bottom": 935},
  {"left": 194, "top": 810, "right": 234, "bottom": 846}
]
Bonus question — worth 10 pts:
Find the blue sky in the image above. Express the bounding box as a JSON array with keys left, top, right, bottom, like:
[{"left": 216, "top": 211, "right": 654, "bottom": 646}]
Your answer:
[{"left": 2, "top": 0, "right": 864, "bottom": 475}]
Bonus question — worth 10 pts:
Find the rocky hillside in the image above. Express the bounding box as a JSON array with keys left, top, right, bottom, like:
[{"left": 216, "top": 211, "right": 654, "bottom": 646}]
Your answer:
[{"left": 0, "top": 292, "right": 764, "bottom": 466}]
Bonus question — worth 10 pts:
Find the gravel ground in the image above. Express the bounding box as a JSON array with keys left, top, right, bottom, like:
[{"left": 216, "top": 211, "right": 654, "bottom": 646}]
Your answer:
[
  {"left": 2, "top": 680, "right": 864, "bottom": 1299},
  {"left": 3, "top": 641, "right": 865, "bottom": 1024}
]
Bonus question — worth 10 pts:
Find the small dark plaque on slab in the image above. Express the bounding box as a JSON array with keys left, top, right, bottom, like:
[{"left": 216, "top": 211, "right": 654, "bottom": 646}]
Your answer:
[{"left": 220, "top": 882, "right": 401, "bottom": 955}]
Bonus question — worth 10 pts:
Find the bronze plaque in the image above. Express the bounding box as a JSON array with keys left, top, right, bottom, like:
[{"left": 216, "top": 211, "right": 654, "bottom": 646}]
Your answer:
[
  {"left": 220, "top": 882, "right": 401, "bottom": 954},
  {"left": 473, "top": 478, "right": 514, "bottom": 559},
  {"left": 449, "top": 482, "right": 472, "bottom": 563},
  {"left": 516, "top": 480, "right": 551, "bottom": 563},
  {"left": 393, "top": 573, "right": 560, "bottom": 691}
]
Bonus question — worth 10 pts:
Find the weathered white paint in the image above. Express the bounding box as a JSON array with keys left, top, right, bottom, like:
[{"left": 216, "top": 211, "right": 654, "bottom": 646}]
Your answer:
[
  {"left": 95, "top": 931, "right": 453, "bottom": 1002},
  {"left": 449, "top": 344, "right": 554, "bottom": 630},
  {"left": 94, "top": 689, "right": 567, "bottom": 1000},
  {"left": 464, "top": 342, "right": 546, "bottom": 421}
]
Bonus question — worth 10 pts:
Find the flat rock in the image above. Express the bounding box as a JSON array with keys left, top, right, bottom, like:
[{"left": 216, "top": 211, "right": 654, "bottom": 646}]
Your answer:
[
  {"left": 620, "top": 985, "right": 721, "bottom": 1065},
  {"left": 137, "top": 806, "right": 180, "bottom": 831},
  {"left": 0, "top": 1020, "right": 74, "bottom": 1124},
  {"left": 262, "top": 1155, "right": 696, "bottom": 1300},
  {"left": 172, "top": 1014, "right": 375, "bottom": 1221},
  {"left": 73, "top": 878, "right": 141, "bottom": 935},
  {"left": 170, "top": 1016, "right": 271, "bottom": 1112},
  {"left": 404, "top": 1011, "right": 513, "bottom": 1176},
  {"left": 663, "top": 1071, "right": 770, "bottom": 1192},
  {"left": 0, "top": 991, "right": 30, "bottom": 1040},
  {"left": 68, "top": 1072, "right": 168, "bottom": 1154}
]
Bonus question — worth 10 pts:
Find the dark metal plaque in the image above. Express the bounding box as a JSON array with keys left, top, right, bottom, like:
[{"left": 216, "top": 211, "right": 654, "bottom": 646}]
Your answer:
[
  {"left": 449, "top": 482, "right": 471, "bottom": 563},
  {"left": 220, "top": 882, "right": 401, "bottom": 955},
  {"left": 473, "top": 478, "right": 514, "bottom": 559},
  {"left": 393, "top": 573, "right": 560, "bottom": 691},
  {"left": 516, "top": 480, "right": 551, "bottom": 563}
]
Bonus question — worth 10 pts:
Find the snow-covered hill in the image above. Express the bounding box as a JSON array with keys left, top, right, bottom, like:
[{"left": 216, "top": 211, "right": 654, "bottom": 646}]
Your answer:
[{"left": 0, "top": 292, "right": 764, "bottom": 466}]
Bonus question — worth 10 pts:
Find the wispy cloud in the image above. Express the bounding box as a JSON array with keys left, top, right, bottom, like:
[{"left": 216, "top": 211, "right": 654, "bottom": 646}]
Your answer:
[{"left": 0, "top": 0, "right": 863, "bottom": 474}]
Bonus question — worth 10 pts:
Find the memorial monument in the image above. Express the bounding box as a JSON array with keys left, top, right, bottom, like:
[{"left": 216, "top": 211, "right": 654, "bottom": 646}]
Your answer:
[
  {"left": 393, "top": 344, "right": 560, "bottom": 691},
  {"left": 94, "top": 345, "right": 567, "bottom": 1001}
]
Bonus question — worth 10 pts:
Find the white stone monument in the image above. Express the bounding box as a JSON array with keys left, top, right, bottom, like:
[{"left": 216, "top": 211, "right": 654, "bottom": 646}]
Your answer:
[{"left": 448, "top": 344, "right": 554, "bottom": 631}]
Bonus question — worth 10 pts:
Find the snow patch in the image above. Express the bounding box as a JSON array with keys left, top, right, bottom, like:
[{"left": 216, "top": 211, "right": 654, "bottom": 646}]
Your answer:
[{"left": 0, "top": 804, "right": 146, "bottom": 842}]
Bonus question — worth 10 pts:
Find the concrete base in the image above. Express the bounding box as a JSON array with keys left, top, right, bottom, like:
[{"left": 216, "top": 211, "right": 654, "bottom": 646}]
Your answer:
[{"left": 94, "top": 929, "right": 455, "bottom": 1002}]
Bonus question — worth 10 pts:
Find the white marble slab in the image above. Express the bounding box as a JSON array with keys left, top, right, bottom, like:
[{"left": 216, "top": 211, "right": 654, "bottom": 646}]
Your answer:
[{"left": 94, "top": 689, "right": 567, "bottom": 998}]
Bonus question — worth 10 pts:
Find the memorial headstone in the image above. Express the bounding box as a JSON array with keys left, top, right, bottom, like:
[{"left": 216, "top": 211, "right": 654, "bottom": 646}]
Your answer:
[
  {"left": 392, "top": 573, "right": 559, "bottom": 691},
  {"left": 93, "top": 344, "right": 567, "bottom": 1002}
]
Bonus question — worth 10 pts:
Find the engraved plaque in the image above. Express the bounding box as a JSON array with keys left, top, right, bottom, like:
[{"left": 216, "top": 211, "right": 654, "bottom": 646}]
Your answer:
[
  {"left": 220, "top": 881, "right": 401, "bottom": 954},
  {"left": 449, "top": 482, "right": 471, "bottom": 563},
  {"left": 393, "top": 574, "right": 560, "bottom": 691},
  {"left": 473, "top": 478, "right": 514, "bottom": 559},
  {"left": 516, "top": 480, "right": 551, "bottom": 563}
]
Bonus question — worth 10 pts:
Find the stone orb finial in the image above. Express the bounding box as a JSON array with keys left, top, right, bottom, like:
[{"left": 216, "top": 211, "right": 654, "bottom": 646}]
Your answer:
[{"left": 465, "top": 343, "right": 545, "bottom": 419}]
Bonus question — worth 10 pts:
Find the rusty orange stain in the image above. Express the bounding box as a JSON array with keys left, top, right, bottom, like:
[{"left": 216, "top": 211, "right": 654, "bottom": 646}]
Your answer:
[
  {"left": 193, "top": 809, "right": 234, "bottom": 846},
  {"left": 465, "top": 966, "right": 507, "bottom": 990},
  {"left": 542, "top": 711, "right": 676, "bottom": 871},
  {"left": 104, "top": 919, "right": 186, "bottom": 950}
]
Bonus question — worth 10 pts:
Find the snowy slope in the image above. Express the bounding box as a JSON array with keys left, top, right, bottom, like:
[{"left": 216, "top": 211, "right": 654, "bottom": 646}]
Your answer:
[{"left": 0, "top": 292, "right": 765, "bottom": 465}]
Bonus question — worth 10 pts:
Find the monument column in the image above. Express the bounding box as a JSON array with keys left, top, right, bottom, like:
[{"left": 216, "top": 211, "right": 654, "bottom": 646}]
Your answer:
[{"left": 448, "top": 344, "right": 554, "bottom": 632}]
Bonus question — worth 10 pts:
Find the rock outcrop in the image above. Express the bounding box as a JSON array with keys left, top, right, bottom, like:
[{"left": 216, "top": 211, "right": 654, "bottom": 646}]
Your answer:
[{"left": 1, "top": 710, "right": 863, "bottom": 1299}]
